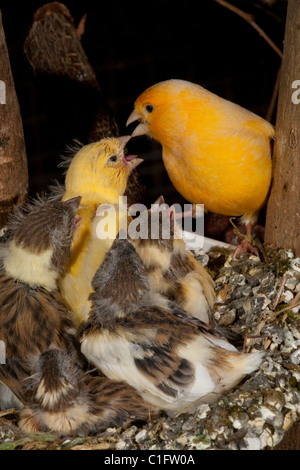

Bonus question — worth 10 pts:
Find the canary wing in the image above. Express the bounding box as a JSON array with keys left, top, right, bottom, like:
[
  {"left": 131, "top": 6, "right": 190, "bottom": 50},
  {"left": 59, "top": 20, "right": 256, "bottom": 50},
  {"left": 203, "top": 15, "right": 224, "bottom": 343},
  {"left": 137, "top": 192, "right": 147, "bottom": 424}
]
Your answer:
[
  {"left": 0, "top": 272, "right": 80, "bottom": 405},
  {"left": 133, "top": 336, "right": 195, "bottom": 398},
  {"left": 80, "top": 305, "right": 221, "bottom": 410},
  {"left": 0, "top": 361, "right": 28, "bottom": 405},
  {"left": 80, "top": 326, "right": 193, "bottom": 405}
]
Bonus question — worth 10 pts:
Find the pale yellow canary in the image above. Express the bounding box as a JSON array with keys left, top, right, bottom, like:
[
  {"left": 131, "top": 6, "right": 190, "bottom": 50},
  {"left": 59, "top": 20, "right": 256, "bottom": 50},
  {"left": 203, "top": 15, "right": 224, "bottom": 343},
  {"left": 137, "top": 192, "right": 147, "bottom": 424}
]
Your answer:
[
  {"left": 60, "top": 136, "right": 142, "bottom": 323},
  {"left": 127, "top": 79, "right": 274, "bottom": 253}
]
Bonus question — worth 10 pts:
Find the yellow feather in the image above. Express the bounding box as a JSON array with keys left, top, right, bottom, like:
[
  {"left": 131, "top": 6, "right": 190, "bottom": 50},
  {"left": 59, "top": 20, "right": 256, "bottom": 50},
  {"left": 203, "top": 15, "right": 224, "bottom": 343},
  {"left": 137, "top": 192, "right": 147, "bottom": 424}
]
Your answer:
[
  {"left": 130, "top": 79, "right": 274, "bottom": 227},
  {"left": 59, "top": 137, "right": 138, "bottom": 323}
]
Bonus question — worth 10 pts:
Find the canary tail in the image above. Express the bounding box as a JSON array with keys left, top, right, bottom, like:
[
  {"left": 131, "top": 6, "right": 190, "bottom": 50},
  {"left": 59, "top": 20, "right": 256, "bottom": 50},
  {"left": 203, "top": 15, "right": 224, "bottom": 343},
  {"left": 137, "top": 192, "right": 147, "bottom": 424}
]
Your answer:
[{"left": 215, "top": 349, "right": 264, "bottom": 392}]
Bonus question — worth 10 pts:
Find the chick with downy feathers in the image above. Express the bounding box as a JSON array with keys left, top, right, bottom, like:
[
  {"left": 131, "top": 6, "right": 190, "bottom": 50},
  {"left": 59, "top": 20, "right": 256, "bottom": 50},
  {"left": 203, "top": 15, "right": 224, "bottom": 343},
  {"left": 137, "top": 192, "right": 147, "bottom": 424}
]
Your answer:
[
  {"left": 0, "top": 196, "right": 82, "bottom": 407},
  {"left": 59, "top": 136, "right": 143, "bottom": 323},
  {"left": 129, "top": 196, "right": 215, "bottom": 326},
  {"left": 79, "top": 236, "right": 264, "bottom": 414},
  {"left": 19, "top": 348, "right": 155, "bottom": 436},
  {"left": 127, "top": 79, "right": 274, "bottom": 255}
]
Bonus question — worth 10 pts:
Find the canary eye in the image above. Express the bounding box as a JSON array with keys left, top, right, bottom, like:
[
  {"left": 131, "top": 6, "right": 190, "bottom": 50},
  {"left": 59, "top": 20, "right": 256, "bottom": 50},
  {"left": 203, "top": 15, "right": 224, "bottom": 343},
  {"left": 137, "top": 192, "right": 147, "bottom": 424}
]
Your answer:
[
  {"left": 145, "top": 104, "right": 154, "bottom": 113},
  {"left": 108, "top": 155, "right": 118, "bottom": 163}
]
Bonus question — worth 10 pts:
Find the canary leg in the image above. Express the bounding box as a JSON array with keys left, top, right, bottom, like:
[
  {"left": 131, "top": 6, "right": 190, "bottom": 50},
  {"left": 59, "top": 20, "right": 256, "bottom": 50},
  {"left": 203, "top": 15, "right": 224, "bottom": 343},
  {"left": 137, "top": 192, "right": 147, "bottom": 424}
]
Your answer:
[{"left": 234, "top": 223, "right": 259, "bottom": 257}]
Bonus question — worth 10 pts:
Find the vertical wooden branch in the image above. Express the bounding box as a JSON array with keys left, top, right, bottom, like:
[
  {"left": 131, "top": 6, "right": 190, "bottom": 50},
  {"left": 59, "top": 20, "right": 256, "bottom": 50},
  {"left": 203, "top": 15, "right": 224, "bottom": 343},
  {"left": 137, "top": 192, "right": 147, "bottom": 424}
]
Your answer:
[
  {"left": 265, "top": 0, "right": 300, "bottom": 255},
  {"left": 0, "top": 11, "right": 28, "bottom": 228}
]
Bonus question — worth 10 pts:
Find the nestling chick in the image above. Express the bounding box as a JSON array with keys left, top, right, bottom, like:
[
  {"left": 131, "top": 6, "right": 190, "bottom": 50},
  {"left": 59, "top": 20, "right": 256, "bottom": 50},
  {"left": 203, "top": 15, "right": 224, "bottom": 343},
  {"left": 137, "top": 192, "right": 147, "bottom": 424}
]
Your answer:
[
  {"left": 80, "top": 237, "right": 264, "bottom": 413},
  {"left": 127, "top": 79, "right": 274, "bottom": 254},
  {"left": 19, "top": 348, "right": 155, "bottom": 436},
  {"left": 0, "top": 196, "right": 82, "bottom": 405},
  {"left": 59, "top": 136, "right": 143, "bottom": 323},
  {"left": 129, "top": 197, "right": 215, "bottom": 326}
]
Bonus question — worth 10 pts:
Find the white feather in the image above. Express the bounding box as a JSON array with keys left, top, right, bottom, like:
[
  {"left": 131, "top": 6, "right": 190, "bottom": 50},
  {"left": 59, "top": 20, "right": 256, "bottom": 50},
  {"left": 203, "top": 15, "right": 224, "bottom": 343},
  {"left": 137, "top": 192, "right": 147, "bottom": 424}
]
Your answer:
[{"left": 81, "top": 324, "right": 264, "bottom": 413}]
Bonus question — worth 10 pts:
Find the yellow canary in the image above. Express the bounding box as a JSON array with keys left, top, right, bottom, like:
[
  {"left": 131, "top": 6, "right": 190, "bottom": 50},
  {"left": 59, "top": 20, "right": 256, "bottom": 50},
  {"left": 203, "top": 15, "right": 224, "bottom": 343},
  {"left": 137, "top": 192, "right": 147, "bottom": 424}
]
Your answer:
[
  {"left": 60, "top": 136, "right": 143, "bottom": 323},
  {"left": 127, "top": 79, "right": 274, "bottom": 253}
]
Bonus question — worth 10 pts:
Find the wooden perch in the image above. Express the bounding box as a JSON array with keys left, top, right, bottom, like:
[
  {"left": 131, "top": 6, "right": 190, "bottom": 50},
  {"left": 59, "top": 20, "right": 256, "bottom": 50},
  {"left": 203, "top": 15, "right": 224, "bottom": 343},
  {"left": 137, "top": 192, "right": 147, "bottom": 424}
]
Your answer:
[
  {"left": 265, "top": 0, "right": 300, "bottom": 255},
  {"left": 0, "top": 11, "right": 28, "bottom": 229},
  {"left": 24, "top": 2, "right": 145, "bottom": 205}
]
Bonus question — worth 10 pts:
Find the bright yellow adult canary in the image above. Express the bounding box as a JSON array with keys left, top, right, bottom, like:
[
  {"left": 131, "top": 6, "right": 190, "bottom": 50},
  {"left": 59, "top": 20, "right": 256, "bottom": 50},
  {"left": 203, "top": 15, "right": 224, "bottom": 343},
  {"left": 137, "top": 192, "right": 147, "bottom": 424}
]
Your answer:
[
  {"left": 60, "top": 136, "right": 142, "bottom": 323},
  {"left": 127, "top": 79, "right": 274, "bottom": 253}
]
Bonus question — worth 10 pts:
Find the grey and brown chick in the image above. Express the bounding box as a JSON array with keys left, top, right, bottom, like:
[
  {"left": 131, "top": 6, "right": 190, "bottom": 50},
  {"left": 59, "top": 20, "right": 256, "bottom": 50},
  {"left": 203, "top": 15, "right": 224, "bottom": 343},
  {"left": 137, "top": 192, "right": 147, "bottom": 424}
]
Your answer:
[
  {"left": 19, "top": 348, "right": 155, "bottom": 436},
  {"left": 80, "top": 236, "right": 264, "bottom": 414},
  {"left": 0, "top": 196, "right": 82, "bottom": 406},
  {"left": 129, "top": 197, "right": 215, "bottom": 326}
]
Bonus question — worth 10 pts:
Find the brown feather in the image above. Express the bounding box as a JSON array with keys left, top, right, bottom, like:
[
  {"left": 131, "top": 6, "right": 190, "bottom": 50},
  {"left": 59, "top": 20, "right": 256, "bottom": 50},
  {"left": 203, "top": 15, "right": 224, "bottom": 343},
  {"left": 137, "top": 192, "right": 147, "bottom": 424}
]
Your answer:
[
  {"left": 0, "top": 197, "right": 81, "bottom": 405},
  {"left": 80, "top": 237, "right": 263, "bottom": 413},
  {"left": 129, "top": 207, "right": 216, "bottom": 325},
  {"left": 0, "top": 272, "right": 80, "bottom": 405},
  {"left": 19, "top": 348, "right": 156, "bottom": 436}
]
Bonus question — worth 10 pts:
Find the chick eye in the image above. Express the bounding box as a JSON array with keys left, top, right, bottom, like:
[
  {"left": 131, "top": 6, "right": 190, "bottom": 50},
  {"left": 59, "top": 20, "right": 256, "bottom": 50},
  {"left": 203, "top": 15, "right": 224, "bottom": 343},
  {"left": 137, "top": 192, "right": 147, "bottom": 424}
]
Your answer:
[
  {"left": 145, "top": 104, "right": 154, "bottom": 113},
  {"left": 108, "top": 155, "right": 118, "bottom": 163}
]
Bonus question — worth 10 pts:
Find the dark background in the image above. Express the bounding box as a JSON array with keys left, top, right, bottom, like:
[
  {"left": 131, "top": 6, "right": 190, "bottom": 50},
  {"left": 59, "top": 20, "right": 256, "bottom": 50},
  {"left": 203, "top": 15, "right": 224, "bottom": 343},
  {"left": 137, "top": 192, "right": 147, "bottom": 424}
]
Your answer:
[{"left": 0, "top": 0, "right": 286, "bottom": 227}]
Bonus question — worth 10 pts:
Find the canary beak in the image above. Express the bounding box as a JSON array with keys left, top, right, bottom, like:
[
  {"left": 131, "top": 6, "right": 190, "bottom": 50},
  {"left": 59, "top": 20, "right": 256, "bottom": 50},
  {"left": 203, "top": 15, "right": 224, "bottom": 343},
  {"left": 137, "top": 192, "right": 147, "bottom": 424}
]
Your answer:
[
  {"left": 126, "top": 110, "right": 149, "bottom": 137},
  {"left": 117, "top": 135, "right": 143, "bottom": 171},
  {"left": 74, "top": 214, "right": 82, "bottom": 230},
  {"left": 65, "top": 195, "right": 82, "bottom": 211},
  {"left": 123, "top": 154, "right": 143, "bottom": 171},
  {"left": 117, "top": 135, "right": 131, "bottom": 149}
]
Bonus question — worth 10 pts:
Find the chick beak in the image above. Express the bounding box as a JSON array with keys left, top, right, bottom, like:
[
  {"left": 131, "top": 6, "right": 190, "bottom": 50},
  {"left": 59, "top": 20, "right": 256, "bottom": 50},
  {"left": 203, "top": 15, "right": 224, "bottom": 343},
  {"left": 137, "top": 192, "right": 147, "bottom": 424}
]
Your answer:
[
  {"left": 126, "top": 110, "right": 149, "bottom": 137},
  {"left": 117, "top": 135, "right": 143, "bottom": 171},
  {"left": 74, "top": 214, "right": 82, "bottom": 230},
  {"left": 65, "top": 195, "right": 82, "bottom": 212},
  {"left": 123, "top": 153, "right": 143, "bottom": 172}
]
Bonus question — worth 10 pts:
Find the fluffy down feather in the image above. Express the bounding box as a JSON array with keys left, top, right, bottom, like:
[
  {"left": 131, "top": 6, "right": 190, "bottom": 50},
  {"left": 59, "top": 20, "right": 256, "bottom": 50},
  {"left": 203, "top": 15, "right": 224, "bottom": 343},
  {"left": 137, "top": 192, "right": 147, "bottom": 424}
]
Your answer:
[
  {"left": 80, "top": 237, "right": 264, "bottom": 413},
  {"left": 59, "top": 136, "right": 143, "bottom": 323}
]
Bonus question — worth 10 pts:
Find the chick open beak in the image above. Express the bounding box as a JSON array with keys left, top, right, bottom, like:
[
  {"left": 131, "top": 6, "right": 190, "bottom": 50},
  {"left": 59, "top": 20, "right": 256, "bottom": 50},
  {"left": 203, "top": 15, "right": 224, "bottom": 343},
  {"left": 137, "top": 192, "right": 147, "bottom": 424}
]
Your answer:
[
  {"left": 126, "top": 110, "right": 149, "bottom": 137},
  {"left": 117, "top": 134, "right": 143, "bottom": 170},
  {"left": 74, "top": 214, "right": 82, "bottom": 230},
  {"left": 123, "top": 154, "right": 143, "bottom": 171}
]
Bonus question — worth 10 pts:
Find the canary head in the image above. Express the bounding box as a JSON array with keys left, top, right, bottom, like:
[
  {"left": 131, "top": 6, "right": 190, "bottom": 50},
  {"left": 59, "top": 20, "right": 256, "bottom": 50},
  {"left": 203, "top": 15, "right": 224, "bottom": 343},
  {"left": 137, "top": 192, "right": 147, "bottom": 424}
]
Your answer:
[
  {"left": 28, "top": 349, "right": 81, "bottom": 410},
  {"left": 4, "top": 197, "right": 81, "bottom": 288},
  {"left": 127, "top": 80, "right": 187, "bottom": 143},
  {"left": 129, "top": 196, "right": 186, "bottom": 274},
  {"left": 64, "top": 136, "right": 143, "bottom": 203},
  {"left": 91, "top": 236, "right": 149, "bottom": 310},
  {"left": 129, "top": 195, "right": 185, "bottom": 249},
  {"left": 130, "top": 204, "right": 175, "bottom": 248}
]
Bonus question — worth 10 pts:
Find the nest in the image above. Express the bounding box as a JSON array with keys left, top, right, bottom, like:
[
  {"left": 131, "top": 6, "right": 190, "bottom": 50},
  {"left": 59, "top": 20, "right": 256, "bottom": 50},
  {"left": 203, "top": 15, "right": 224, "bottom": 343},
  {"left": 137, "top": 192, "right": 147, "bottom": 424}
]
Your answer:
[{"left": 0, "top": 245, "right": 299, "bottom": 450}]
